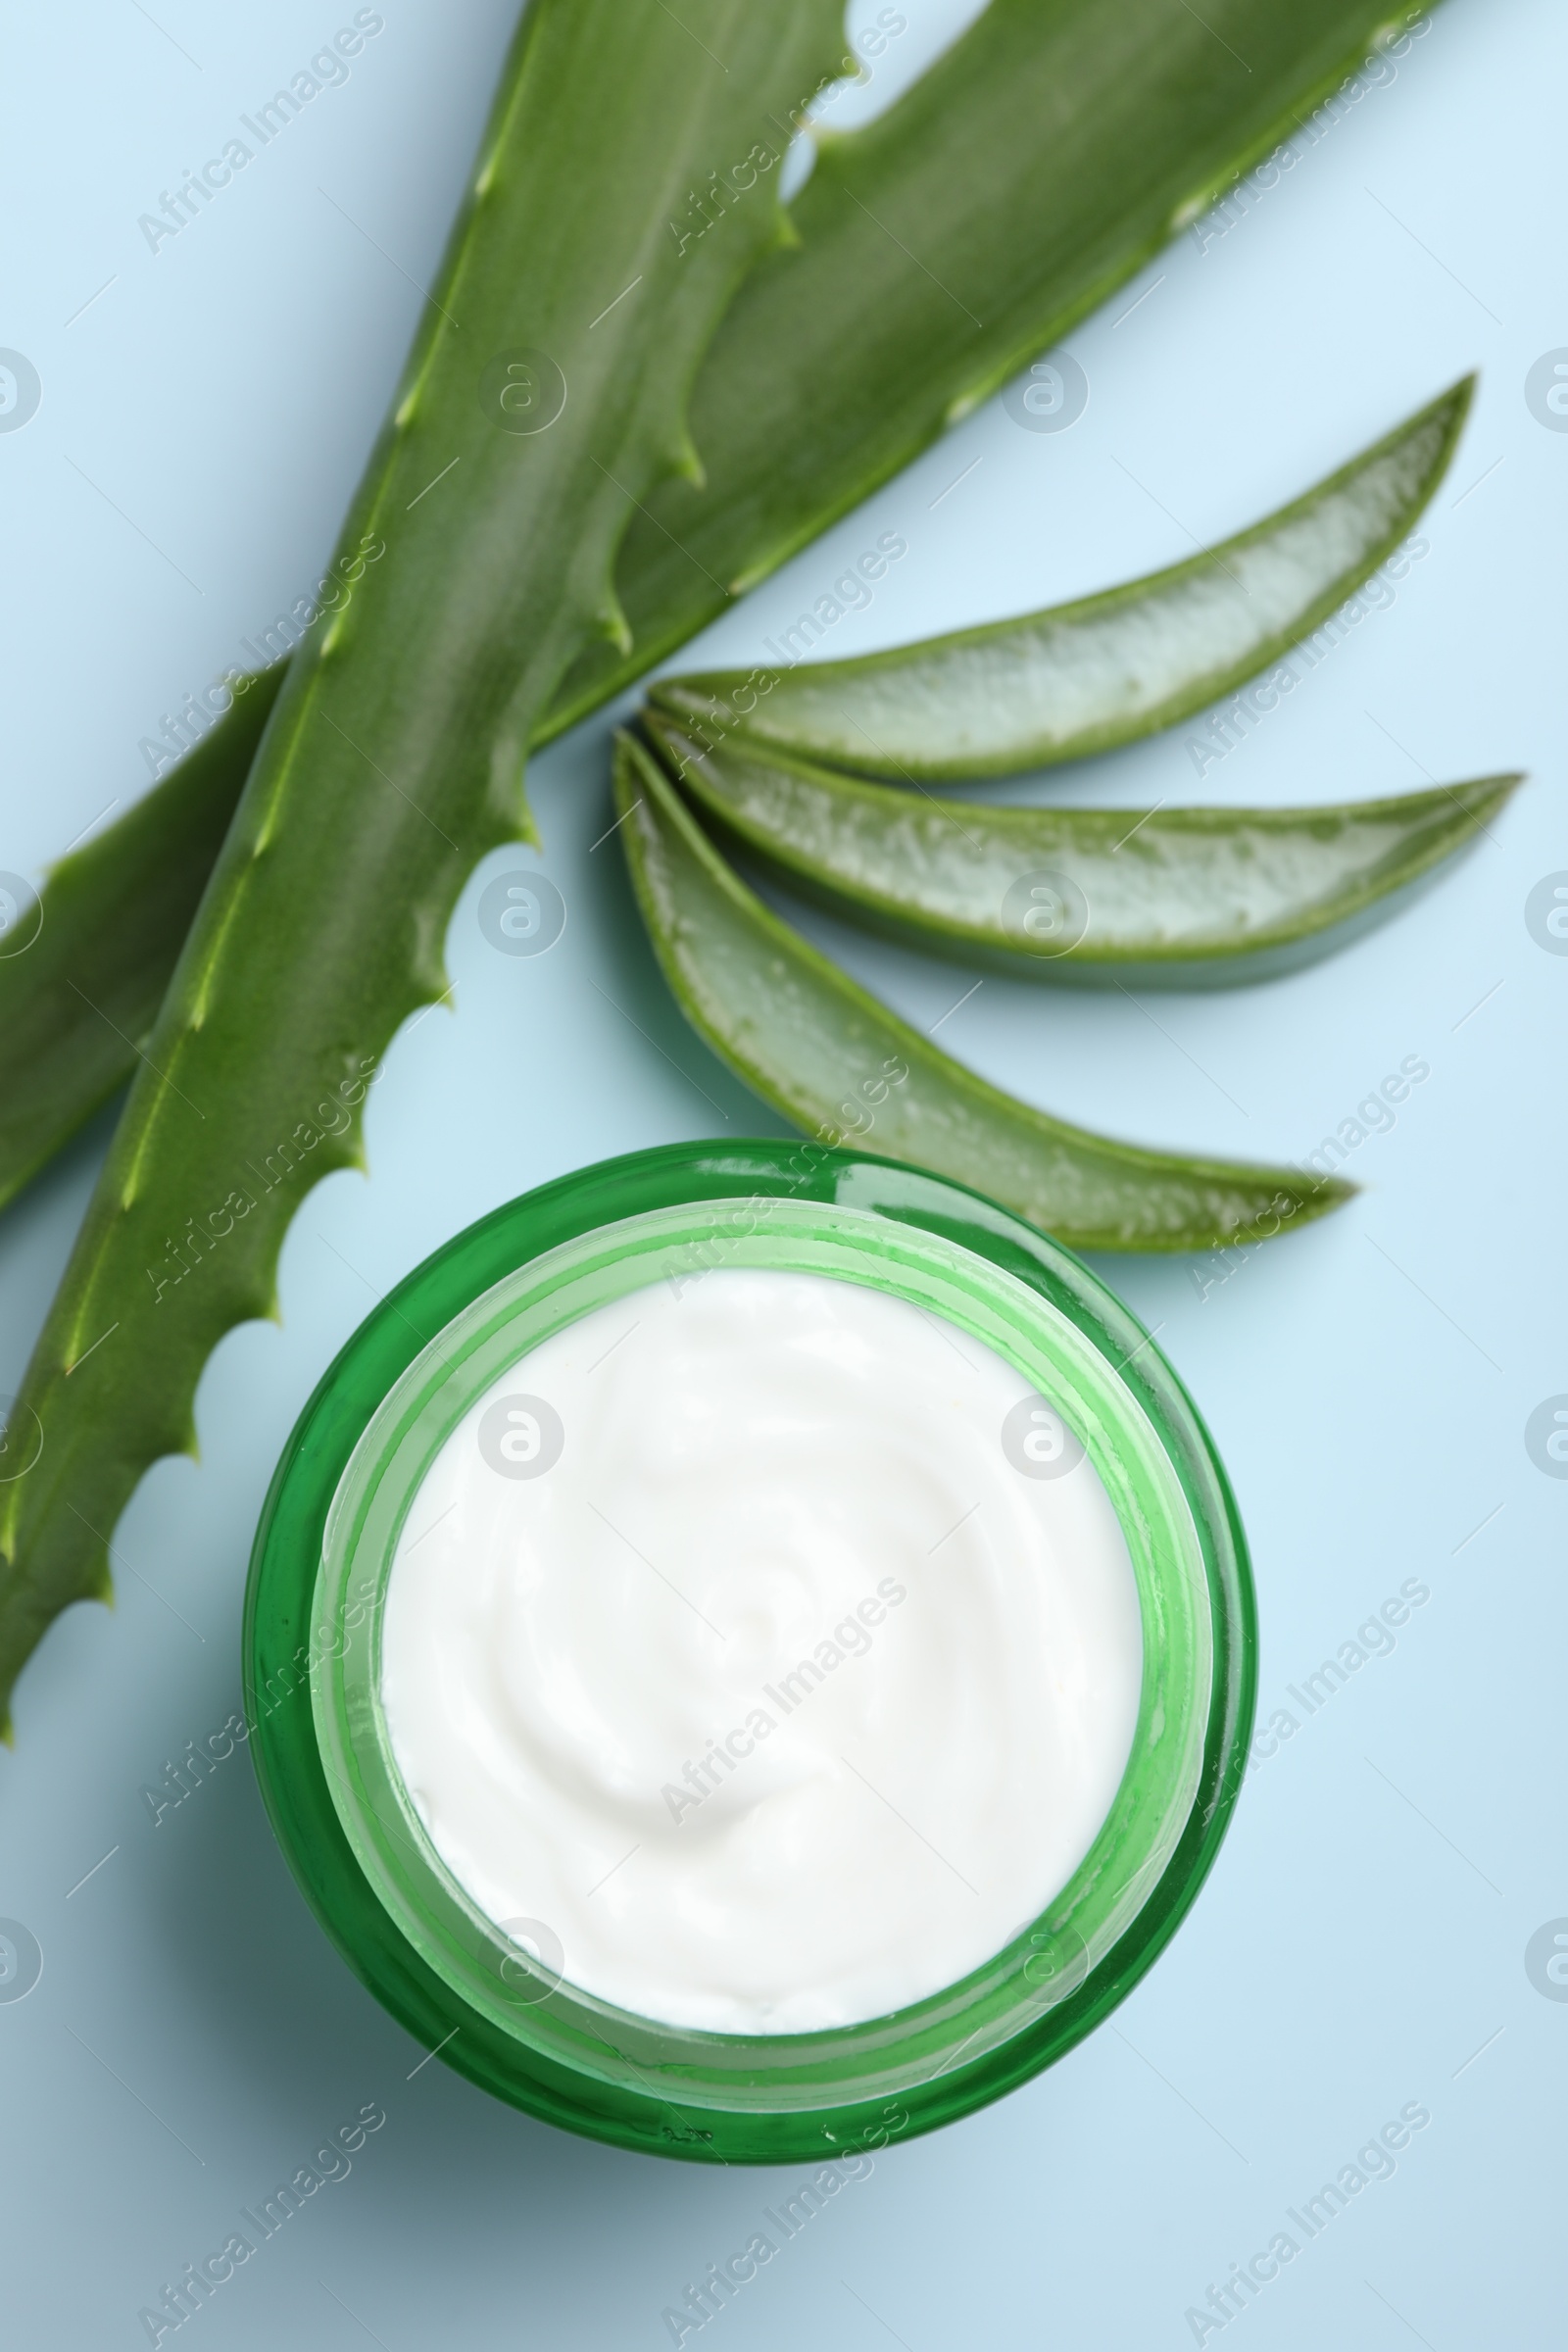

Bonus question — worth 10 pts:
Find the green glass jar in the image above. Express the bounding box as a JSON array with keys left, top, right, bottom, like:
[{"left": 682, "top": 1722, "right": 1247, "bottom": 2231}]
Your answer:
[{"left": 244, "top": 1140, "right": 1254, "bottom": 2164}]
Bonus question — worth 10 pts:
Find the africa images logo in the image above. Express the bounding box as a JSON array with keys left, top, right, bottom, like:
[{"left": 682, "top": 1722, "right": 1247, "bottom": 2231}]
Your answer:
[{"left": 0, "top": 351, "right": 41, "bottom": 434}]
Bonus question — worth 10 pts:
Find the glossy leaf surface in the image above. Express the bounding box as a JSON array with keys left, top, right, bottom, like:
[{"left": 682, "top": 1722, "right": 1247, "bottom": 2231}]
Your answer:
[
  {"left": 651, "top": 382, "right": 1470, "bottom": 780},
  {"left": 646, "top": 712, "right": 1519, "bottom": 989}
]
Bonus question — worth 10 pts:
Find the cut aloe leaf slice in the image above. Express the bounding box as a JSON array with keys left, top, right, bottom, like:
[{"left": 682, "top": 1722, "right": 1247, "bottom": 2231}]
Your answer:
[
  {"left": 644, "top": 712, "right": 1521, "bottom": 991},
  {"left": 614, "top": 730, "right": 1352, "bottom": 1253},
  {"left": 650, "top": 380, "right": 1471, "bottom": 781}
]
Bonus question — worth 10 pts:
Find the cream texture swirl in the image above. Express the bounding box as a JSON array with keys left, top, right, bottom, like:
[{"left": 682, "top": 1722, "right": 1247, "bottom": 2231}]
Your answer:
[{"left": 379, "top": 1266, "right": 1142, "bottom": 2034}]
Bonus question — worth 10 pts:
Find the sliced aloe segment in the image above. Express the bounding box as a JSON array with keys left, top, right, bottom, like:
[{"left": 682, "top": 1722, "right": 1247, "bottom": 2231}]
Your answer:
[
  {"left": 614, "top": 732, "right": 1350, "bottom": 1254},
  {"left": 651, "top": 381, "right": 1471, "bottom": 782},
  {"left": 645, "top": 712, "right": 1521, "bottom": 991},
  {"left": 0, "top": 675, "right": 279, "bottom": 1214}
]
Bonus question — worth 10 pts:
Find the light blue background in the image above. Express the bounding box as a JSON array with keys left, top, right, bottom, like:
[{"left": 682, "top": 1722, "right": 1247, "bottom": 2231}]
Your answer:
[{"left": 0, "top": 0, "right": 1561, "bottom": 2343}]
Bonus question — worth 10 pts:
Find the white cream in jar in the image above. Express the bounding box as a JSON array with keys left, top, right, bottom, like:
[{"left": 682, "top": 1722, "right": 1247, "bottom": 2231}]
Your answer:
[{"left": 379, "top": 1266, "right": 1142, "bottom": 2034}]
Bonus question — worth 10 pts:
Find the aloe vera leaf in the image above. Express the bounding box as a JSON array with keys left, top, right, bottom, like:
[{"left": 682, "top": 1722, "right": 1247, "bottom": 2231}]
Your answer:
[
  {"left": 0, "top": 0, "right": 851, "bottom": 1729},
  {"left": 0, "top": 678, "right": 280, "bottom": 1216},
  {"left": 545, "top": 0, "right": 1447, "bottom": 739},
  {"left": 614, "top": 731, "right": 1351, "bottom": 1255},
  {"left": 644, "top": 710, "right": 1521, "bottom": 991},
  {"left": 649, "top": 381, "right": 1470, "bottom": 781}
]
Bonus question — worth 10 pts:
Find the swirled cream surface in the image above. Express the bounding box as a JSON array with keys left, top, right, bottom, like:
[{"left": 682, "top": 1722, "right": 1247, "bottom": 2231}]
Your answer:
[{"left": 379, "top": 1267, "right": 1142, "bottom": 2034}]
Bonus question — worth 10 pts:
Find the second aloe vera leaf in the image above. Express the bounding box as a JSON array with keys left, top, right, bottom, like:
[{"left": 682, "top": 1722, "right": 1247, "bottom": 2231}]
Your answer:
[
  {"left": 0, "top": 677, "right": 279, "bottom": 1217},
  {"left": 550, "top": 0, "right": 1453, "bottom": 738},
  {"left": 615, "top": 734, "right": 1351, "bottom": 1255},
  {"left": 646, "top": 714, "right": 1521, "bottom": 990},
  {"left": 652, "top": 381, "right": 1471, "bottom": 781}
]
